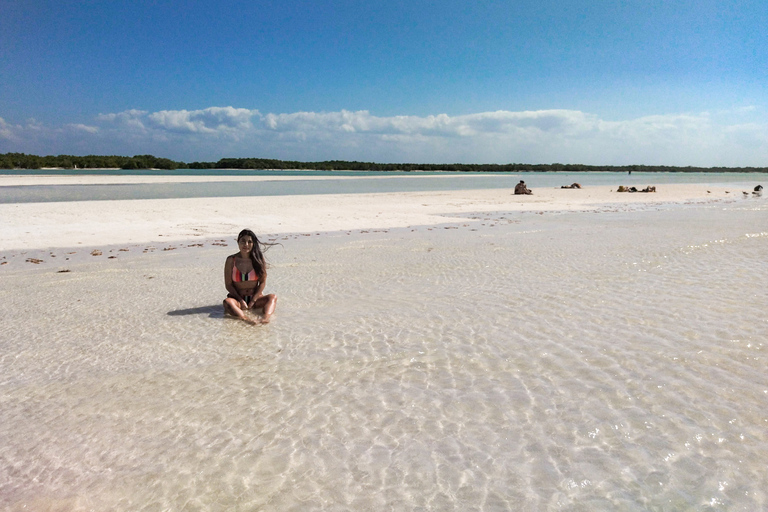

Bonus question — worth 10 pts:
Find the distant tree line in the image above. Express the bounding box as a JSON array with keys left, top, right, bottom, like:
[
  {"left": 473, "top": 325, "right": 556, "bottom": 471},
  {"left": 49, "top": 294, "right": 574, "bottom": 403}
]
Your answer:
[
  {"left": 2, "top": 153, "right": 767, "bottom": 173},
  {"left": 0, "top": 153, "right": 186, "bottom": 170},
  {"left": 198, "top": 159, "right": 768, "bottom": 173}
]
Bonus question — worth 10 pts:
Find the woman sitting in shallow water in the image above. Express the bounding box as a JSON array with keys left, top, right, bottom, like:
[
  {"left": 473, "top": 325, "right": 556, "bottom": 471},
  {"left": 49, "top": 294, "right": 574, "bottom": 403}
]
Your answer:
[{"left": 223, "top": 229, "right": 277, "bottom": 325}]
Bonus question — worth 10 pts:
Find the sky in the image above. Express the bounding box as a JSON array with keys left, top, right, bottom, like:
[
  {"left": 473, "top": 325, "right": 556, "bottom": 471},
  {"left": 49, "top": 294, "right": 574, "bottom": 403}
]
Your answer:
[{"left": 1, "top": 0, "right": 766, "bottom": 166}]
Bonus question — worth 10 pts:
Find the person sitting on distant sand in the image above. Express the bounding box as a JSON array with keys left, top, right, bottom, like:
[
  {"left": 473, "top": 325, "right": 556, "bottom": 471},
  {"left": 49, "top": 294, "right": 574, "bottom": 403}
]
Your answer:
[
  {"left": 617, "top": 185, "right": 655, "bottom": 193},
  {"left": 560, "top": 183, "right": 581, "bottom": 189},
  {"left": 514, "top": 180, "right": 533, "bottom": 195},
  {"left": 224, "top": 229, "right": 277, "bottom": 325}
]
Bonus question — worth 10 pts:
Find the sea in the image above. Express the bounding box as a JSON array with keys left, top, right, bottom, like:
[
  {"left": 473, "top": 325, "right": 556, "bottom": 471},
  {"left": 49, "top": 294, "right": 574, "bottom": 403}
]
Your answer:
[
  {"left": 1, "top": 171, "right": 767, "bottom": 510},
  {"left": 0, "top": 169, "right": 765, "bottom": 203}
]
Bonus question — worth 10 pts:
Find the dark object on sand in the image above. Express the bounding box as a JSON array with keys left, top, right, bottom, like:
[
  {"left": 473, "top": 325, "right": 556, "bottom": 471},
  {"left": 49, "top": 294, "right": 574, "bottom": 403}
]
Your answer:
[
  {"left": 617, "top": 185, "right": 656, "bottom": 193},
  {"left": 755, "top": 185, "right": 763, "bottom": 191},
  {"left": 561, "top": 183, "right": 582, "bottom": 189},
  {"left": 514, "top": 180, "right": 533, "bottom": 195}
]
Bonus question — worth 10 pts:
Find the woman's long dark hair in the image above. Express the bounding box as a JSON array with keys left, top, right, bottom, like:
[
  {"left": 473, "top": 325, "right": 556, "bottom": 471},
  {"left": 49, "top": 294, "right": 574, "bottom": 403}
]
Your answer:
[{"left": 237, "top": 229, "right": 277, "bottom": 278}]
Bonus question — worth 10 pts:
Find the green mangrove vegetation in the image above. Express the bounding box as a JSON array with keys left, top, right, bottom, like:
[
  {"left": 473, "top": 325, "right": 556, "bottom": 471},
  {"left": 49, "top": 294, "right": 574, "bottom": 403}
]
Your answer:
[{"left": 2, "top": 153, "right": 766, "bottom": 173}]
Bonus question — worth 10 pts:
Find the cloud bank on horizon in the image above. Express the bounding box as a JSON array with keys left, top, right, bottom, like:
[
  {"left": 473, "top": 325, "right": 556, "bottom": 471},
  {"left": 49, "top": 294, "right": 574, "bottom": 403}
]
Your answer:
[{"left": 1, "top": 106, "right": 766, "bottom": 167}]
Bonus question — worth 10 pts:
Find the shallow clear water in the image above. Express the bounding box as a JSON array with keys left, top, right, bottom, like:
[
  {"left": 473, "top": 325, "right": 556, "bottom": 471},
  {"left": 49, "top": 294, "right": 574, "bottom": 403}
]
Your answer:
[
  {"left": 1, "top": 171, "right": 766, "bottom": 203},
  {"left": 1, "top": 201, "right": 767, "bottom": 510}
]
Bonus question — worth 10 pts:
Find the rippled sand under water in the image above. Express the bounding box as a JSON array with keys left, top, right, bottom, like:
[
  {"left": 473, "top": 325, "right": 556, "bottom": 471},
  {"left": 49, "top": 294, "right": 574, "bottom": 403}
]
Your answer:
[{"left": 1, "top": 203, "right": 767, "bottom": 510}]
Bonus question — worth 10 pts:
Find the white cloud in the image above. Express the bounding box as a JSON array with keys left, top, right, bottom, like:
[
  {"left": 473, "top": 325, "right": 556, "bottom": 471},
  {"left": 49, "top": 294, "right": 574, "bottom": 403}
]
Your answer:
[
  {"left": 148, "top": 107, "right": 257, "bottom": 134},
  {"left": 0, "top": 117, "right": 17, "bottom": 140},
  {"left": 66, "top": 123, "right": 99, "bottom": 134},
  {"left": 96, "top": 109, "right": 147, "bottom": 123},
  {"left": 2, "top": 107, "right": 766, "bottom": 166},
  {"left": 258, "top": 109, "right": 595, "bottom": 138},
  {"left": 96, "top": 110, "right": 148, "bottom": 132}
]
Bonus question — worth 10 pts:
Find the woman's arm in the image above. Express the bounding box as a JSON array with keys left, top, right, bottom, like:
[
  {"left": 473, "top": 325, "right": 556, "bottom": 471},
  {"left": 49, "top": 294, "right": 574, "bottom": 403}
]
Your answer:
[
  {"left": 247, "top": 270, "right": 267, "bottom": 306},
  {"left": 224, "top": 256, "right": 245, "bottom": 304}
]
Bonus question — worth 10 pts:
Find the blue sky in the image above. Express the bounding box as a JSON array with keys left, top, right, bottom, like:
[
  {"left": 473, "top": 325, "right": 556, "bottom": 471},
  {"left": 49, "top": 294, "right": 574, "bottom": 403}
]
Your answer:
[{"left": 1, "top": 0, "right": 766, "bottom": 165}]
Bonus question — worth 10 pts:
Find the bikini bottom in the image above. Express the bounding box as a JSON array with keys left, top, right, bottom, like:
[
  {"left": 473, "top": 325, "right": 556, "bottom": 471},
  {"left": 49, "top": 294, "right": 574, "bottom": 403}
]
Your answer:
[{"left": 228, "top": 293, "right": 253, "bottom": 304}]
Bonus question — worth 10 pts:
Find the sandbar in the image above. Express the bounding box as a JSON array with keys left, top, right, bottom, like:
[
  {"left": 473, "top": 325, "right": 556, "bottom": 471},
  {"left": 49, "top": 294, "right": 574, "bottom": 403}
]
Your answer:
[{"left": 0, "top": 176, "right": 754, "bottom": 253}]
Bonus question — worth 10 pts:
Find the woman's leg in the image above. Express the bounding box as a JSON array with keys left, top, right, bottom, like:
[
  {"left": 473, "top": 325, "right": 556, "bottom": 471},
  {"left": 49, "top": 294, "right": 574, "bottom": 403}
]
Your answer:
[
  {"left": 223, "top": 297, "right": 258, "bottom": 325},
  {"left": 251, "top": 294, "right": 277, "bottom": 323}
]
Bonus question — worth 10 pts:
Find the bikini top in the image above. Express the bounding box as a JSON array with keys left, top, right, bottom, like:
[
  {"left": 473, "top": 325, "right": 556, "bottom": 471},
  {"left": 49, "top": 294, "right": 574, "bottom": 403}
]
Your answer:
[{"left": 231, "top": 258, "right": 260, "bottom": 283}]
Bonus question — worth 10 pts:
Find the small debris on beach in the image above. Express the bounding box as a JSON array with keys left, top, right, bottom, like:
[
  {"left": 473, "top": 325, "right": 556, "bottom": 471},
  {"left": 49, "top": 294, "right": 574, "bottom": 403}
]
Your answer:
[
  {"left": 57, "top": 269, "right": 70, "bottom": 273},
  {"left": 91, "top": 250, "right": 102, "bottom": 256},
  {"left": 26, "top": 258, "right": 43, "bottom": 264}
]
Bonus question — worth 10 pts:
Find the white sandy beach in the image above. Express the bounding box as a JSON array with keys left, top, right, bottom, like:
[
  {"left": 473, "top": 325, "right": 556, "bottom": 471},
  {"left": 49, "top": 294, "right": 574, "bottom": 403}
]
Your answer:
[
  {"left": 2, "top": 174, "right": 767, "bottom": 510},
  {"left": 0, "top": 174, "right": 751, "bottom": 252}
]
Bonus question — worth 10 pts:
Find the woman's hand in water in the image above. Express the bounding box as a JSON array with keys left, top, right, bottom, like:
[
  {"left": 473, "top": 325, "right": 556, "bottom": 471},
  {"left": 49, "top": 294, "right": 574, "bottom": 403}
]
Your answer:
[{"left": 240, "top": 300, "right": 249, "bottom": 310}]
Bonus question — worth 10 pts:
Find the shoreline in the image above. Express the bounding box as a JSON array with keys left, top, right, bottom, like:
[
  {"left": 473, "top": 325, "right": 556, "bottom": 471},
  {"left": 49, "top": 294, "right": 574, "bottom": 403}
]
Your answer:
[
  {"left": 0, "top": 172, "right": 492, "bottom": 187},
  {"left": 1, "top": 182, "right": 757, "bottom": 255}
]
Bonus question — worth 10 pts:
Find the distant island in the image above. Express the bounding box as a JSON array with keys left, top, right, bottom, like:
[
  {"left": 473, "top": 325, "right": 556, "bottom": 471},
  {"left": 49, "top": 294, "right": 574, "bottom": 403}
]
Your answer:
[{"left": 2, "top": 152, "right": 766, "bottom": 173}]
